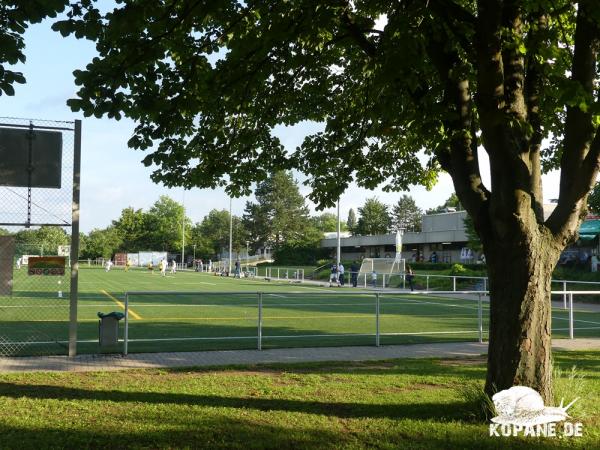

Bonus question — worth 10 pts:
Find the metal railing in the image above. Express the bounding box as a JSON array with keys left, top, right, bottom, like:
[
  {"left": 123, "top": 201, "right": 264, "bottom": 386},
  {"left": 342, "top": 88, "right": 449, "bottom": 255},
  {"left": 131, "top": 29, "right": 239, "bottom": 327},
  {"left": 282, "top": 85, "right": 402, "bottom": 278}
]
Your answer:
[
  {"left": 121, "top": 288, "right": 600, "bottom": 355},
  {"left": 260, "top": 267, "right": 305, "bottom": 282},
  {"left": 122, "top": 290, "right": 489, "bottom": 355}
]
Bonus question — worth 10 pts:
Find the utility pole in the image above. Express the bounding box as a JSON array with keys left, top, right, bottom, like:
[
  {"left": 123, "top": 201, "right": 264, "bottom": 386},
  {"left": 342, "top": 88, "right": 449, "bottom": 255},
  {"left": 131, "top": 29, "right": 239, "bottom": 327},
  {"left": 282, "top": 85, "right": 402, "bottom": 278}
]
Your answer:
[
  {"left": 336, "top": 199, "right": 341, "bottom": 266},
  {"left": 229, "top": 197, "right": 233, "bottom": 275},
  {"left": 181, "top": 190, "right": 186, "bottom": 267}
]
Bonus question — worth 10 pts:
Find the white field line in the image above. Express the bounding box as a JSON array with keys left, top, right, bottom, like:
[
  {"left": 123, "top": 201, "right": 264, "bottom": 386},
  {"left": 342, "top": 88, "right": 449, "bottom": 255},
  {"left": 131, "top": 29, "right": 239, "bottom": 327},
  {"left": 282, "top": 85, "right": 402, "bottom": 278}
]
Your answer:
[{"left": 554, "top": 317, "right": 600, "bottom": 326}]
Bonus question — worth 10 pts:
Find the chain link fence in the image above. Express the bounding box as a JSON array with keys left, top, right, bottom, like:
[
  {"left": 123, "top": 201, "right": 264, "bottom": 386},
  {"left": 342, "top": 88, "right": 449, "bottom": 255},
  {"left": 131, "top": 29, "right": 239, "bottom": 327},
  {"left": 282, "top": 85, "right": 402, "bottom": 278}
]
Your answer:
[{"left": 0, "top": 116, "right": 78, "bottom": 356}]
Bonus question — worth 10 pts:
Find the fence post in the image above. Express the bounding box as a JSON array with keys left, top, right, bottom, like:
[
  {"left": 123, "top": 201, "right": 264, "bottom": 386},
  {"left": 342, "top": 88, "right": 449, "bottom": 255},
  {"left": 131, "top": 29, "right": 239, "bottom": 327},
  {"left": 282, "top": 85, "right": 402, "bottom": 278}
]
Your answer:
[
  {"left": 277, "top": 268, "right": 280, "bottom": 280},
  {"left": 426, "top": 275, "right": 429, "bottom": 291},
  {"left": 364, "top": 274, "right": 367, "bottom": 288},
  {"left": 124, "top": 293, "right": 129, "bottom": 356},
  {"left": 383, "top": 274, "right": 386, "bottom": 289},
  {"left": 453, "top": 276, "right": 456, "bottom": 292},
  {"left": 483, "top": 277, "right": 487, "bottom": 292},
  {"left": 258, "top": 292, "right": 263, "bottom": 350},
  {"left": 563, "top": 281, "right": 567, "bottom": 310},
  {"left": 402, "top": 273, "right": 406, "bottom": 289},
  {"left": 375, "top": 292, "right": 380, "bottom": 347},
  {"left": 478, "top": 293, "right": 483, "bottom": 343},
  {"left": 569, "top": 292, "right": 574, "bottom": 340}
]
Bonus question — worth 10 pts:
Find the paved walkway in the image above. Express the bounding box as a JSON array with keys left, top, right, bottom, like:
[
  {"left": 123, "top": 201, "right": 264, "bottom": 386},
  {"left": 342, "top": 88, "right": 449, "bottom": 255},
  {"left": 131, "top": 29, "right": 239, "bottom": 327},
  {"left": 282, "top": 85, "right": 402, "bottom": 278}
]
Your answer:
[{"left": 0, "top": 339, "right": 598, "bottom": 373}]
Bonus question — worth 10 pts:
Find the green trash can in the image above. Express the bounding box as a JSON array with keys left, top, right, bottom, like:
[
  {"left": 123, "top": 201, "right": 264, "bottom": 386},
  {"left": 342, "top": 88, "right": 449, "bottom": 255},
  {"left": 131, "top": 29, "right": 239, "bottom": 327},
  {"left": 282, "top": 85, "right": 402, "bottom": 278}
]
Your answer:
[{"left": 98, "top": 311, "right": 125, "bottom": 350}]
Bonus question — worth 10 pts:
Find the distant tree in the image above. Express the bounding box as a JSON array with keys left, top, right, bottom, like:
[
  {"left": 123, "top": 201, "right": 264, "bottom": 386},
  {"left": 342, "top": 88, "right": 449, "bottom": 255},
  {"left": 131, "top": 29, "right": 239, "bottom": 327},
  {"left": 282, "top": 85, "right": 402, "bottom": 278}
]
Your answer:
[
  {"left": 13, "top": 226, "right": 69, "bottom": 254},
  {"left": 426, "top": 194, "right": 463, "bottom": 214},
  {"left": 355, "top": 198, "right": 391, "bottom": 236},
  {"left": 312, "top": 213, "right": 347, "bottom": 233},
  {"left": 82, "top": 227, "right": 123, "bottom": 259},
  {"left": 463, "top": 214, "right": 482, "bottom": 253},
  {"left": 144, "top": 196, "right": 191, "bottom": 251},
  {"left": 196, "top": 209, "right": 245, "bottom": 258},
  {"left": 346, "top": 209, "right": 357, "bottom": 234},
  {"left": 391, "top": 195, "right": 422, "bottom": 232},
  {"left": 112, "top": 207, "right": 147, "bottom": 252},
  {"left": 243, "top": 171, "right": 312, "bottom": 248},
  {"left": 0, "top": 228, "right": 9, "bottom": 236},
  {"left": 588, "top": 183, "right": 600, "bottom": 215}
]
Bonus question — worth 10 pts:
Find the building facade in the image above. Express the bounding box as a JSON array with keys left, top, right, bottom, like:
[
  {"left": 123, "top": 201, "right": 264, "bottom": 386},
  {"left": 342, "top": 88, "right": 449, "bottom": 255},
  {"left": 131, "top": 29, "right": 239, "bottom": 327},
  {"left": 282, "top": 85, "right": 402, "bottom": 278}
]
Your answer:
[{"left": 320, "top": 211, "right": 477, "bottom": 264}]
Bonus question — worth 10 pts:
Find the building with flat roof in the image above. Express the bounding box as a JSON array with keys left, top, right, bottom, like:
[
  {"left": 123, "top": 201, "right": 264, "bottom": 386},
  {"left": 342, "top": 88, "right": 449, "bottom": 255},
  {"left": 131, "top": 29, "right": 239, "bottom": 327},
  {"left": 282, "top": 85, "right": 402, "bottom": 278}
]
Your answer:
[{"left": 320, "top": 210, "right": 476, "bottom": 264}]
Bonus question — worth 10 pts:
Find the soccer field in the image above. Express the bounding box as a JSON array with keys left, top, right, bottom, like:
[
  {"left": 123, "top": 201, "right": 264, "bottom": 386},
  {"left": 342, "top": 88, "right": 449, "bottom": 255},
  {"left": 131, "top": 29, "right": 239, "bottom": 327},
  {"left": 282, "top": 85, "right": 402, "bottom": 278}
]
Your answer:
[{"left": 1, "top": 266, "right": 599, "bottom": 356}]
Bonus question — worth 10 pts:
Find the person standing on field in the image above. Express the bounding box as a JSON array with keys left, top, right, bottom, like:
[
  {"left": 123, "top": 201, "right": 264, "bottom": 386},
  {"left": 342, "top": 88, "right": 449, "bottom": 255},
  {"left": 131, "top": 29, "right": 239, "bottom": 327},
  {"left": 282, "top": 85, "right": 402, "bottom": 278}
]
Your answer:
[
  {"left": 406, "top": 265, "right": 415, "bottom": 291},
  {"left": 170, "top": 259, "right": 177, "bottom": 274},
  {"left": 338, "top": 263, "right": 345, "bottom": 286},
  {"left": 350, "top": 261, "right": 359, "bottom": 287},
  {"left": 160, "top": 259, "right": 167, "bottom": 276}
]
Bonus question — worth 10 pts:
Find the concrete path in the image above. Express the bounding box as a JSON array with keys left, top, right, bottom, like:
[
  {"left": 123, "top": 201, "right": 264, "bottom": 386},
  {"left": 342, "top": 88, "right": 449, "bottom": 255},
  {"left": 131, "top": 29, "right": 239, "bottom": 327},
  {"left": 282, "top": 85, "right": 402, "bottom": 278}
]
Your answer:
[{"left": 0, "top": 339, "right": 598, "bottom": 373}]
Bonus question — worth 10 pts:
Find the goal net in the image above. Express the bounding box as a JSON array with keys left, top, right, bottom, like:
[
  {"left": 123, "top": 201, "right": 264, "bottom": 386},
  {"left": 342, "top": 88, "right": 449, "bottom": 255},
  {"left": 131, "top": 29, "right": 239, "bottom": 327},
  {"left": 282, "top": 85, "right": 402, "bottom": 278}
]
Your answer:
[{"left": 358, "top": 258, "right": 405, "bottom": 287}]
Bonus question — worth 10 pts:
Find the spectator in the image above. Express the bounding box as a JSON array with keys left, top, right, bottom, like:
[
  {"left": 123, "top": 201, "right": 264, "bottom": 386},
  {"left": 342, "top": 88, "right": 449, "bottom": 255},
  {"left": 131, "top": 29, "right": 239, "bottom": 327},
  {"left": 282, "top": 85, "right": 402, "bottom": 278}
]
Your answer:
[
  {"left": 430, "top": 251, "right": 438, "bottom": 263},
  {"left": 350, "top": 261, "right": 359, "bottom": 287},
  {"left": 406, "top": 265, "right": 415, "bottom": 291}
]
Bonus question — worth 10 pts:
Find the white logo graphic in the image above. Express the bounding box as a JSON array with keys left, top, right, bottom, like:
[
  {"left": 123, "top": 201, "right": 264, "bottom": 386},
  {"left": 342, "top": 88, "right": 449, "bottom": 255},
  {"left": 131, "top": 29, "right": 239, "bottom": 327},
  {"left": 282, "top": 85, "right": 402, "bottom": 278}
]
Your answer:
[{"left": 489, "top": 386, "right": 582, "bottom": 437}]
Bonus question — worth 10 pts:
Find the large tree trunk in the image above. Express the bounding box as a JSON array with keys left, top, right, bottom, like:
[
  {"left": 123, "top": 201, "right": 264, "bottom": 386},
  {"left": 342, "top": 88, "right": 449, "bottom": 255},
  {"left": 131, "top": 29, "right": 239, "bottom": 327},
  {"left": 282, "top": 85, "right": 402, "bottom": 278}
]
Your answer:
[{"left": 484, "top": 229, "right": 561, "bottom": 403}]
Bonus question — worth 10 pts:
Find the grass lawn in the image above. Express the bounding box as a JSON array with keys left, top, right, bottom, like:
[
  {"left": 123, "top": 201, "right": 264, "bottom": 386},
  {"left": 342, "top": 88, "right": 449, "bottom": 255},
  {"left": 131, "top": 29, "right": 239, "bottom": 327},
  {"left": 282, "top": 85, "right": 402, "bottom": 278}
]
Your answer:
[
  {"left": 1, "top": 267, "right": 599, "bottom": 356},
  {"left": 0, "top": 351, "right": 597, "bottom": 449}
]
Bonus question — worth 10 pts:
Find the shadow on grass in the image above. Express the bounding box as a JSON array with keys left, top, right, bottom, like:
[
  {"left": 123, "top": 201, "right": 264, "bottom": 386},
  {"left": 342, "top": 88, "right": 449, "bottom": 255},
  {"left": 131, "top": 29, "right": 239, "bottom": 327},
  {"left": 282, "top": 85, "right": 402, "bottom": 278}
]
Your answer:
[
  {"left": 0, "top": 412, "right": 576, "bottom": 450},
  {"left": 0, "top": 381, "right": 467, "bottom": 420}
]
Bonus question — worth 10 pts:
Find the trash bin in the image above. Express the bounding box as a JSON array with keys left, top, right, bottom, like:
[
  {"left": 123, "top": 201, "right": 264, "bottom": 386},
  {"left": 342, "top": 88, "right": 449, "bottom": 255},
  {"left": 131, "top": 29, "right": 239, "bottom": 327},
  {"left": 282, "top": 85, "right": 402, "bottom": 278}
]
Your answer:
[{"left": 98, "top": 311, "right": 125, "bottom": 349}]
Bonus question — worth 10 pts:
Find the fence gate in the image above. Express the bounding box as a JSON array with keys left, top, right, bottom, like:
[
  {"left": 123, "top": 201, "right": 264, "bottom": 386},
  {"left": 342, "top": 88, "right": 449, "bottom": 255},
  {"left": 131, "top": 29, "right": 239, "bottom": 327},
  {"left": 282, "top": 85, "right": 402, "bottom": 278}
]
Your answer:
[{"left": 0, "top": 117, "right": 81, "bottom": 357}]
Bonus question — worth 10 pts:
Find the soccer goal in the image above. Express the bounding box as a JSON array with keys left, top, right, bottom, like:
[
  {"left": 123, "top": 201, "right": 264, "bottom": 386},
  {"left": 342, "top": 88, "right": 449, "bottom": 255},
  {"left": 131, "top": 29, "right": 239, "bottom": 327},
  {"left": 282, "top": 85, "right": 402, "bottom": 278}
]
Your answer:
[{"left": 358, "top": 258, "right": 405, "bottom": 287}]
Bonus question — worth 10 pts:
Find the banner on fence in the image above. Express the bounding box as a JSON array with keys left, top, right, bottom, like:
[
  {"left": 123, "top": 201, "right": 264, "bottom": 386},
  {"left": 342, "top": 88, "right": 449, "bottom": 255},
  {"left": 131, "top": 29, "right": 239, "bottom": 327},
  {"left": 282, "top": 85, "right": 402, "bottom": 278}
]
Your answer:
[{"left": 28, "top": 256, "right": 66, "bottom": 276}]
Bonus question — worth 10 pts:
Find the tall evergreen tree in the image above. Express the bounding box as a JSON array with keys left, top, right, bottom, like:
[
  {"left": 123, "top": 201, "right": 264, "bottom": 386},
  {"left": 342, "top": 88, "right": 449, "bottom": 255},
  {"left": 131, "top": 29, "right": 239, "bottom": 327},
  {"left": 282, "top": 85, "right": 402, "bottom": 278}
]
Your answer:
[
  {"left": 243, "top": 171, "right": 311, "bottom": 248},
  {"left": 391, "top": 195, "right": 422, "bottom": 232},
  {"left": 346, "top": 209, "right": 357, "bottom": 234}
]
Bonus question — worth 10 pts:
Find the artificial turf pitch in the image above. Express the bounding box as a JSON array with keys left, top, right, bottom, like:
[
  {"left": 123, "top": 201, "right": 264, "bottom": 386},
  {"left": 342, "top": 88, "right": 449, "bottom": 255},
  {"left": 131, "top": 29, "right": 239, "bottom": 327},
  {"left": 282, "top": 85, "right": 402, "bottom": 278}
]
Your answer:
[{"left": 1, "top": 266, "right": 599, "bottom": 356}]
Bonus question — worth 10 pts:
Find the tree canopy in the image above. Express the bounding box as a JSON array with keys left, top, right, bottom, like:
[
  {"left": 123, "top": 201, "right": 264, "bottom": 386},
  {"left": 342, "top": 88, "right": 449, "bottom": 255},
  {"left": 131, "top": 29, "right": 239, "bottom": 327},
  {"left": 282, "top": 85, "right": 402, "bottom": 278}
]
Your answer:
[
  {"left": 0, "top": 0, "right": 67, "bottom": 96},
  {"left": 355, "top": 198, "right": 391, "bottom": 235}
]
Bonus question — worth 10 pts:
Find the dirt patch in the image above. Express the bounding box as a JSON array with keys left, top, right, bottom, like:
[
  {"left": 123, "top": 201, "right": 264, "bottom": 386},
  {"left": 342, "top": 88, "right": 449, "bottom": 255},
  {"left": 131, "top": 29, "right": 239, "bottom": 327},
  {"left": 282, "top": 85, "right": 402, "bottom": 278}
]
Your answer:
[{"left": 437, "top": 357, "right": 486, "bottom": 367}]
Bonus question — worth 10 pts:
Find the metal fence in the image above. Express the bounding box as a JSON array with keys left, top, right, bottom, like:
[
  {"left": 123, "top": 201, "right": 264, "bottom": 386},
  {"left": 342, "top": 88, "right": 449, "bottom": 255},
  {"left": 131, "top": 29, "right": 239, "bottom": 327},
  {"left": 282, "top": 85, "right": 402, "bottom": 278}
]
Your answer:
[
  {"left": 255, "top": 267, "right": 305, "bottom": 282},
  {"left": 0, "top": 117, "right": 81, "bottom": 357},
  {"left": 118, "top": 289, "right": 600, "bottom": 356},
  {"left": 121, "top": 290, "right": 489, "bottom": 355}
]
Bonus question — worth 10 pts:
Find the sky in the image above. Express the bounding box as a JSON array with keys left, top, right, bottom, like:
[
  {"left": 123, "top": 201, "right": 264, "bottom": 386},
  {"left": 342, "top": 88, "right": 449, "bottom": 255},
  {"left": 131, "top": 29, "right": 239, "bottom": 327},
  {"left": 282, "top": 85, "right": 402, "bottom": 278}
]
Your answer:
[{"left": 0, "top": 10, "right": 562, "bottom": 233}]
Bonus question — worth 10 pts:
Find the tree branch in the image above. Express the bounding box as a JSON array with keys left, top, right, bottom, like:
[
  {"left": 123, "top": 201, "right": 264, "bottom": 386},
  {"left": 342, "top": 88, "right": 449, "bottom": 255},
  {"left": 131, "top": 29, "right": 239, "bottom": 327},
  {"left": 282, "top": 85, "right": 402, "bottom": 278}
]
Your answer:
[
  {"left": 547, "top": 0, "right": 600, "bottom": 238},
  {"left": 340, "top": 10, "right": 378, "bottom": 58},
  {"left": 525, "top": 12, "right": 549, "bottom": 222}
]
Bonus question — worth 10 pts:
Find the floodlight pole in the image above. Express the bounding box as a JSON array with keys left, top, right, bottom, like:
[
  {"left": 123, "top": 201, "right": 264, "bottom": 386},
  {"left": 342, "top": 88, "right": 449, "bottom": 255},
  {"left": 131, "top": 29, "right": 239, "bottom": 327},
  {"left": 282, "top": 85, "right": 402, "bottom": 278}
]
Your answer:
[
  {"left": 336, "top": 199, "right": 341, "bottom": 266},
  {"left": 229, "top": 197, "right": 233, "bottom": 275},
  {"left": 68, "top": 119, "right": 82, "bottom": 357}
]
